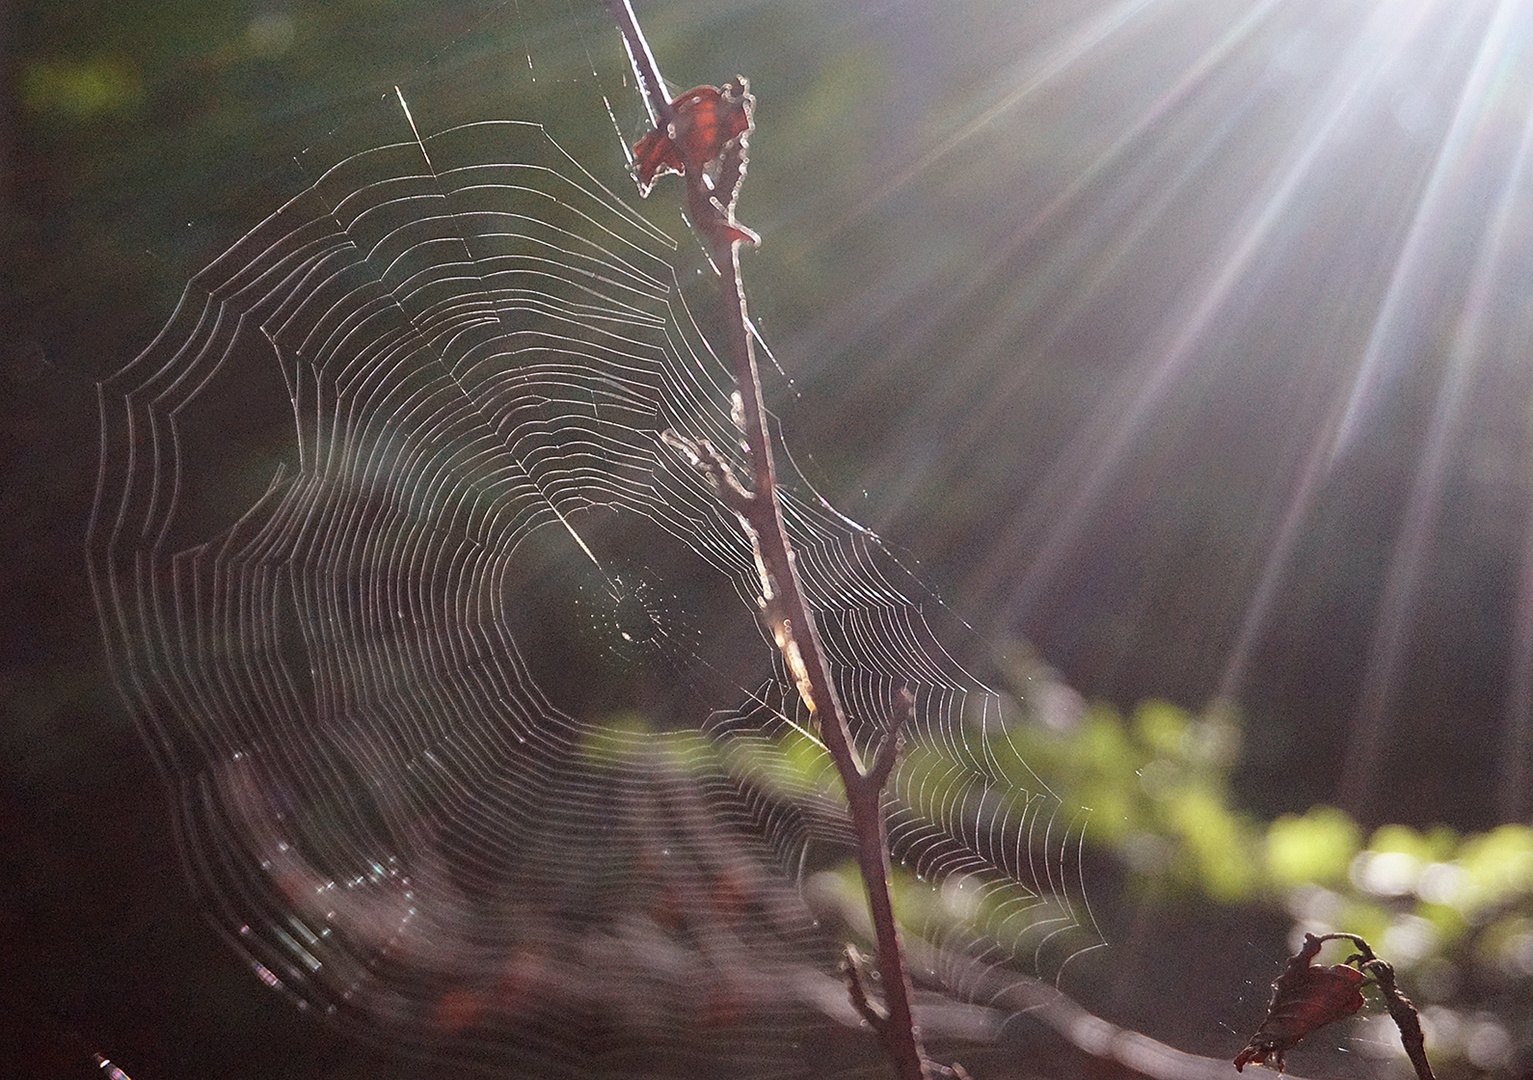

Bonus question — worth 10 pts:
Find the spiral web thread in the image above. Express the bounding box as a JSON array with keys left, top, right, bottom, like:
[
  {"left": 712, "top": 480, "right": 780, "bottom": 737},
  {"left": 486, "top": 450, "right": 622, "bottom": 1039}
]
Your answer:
[{"left": 88, "top": 116, "right": 1101, "bottom": 1077}]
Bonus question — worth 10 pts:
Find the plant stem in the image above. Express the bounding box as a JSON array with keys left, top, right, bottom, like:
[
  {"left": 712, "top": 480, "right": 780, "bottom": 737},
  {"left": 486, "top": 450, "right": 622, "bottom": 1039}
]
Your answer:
[
  {"left": 1363, "top": 959, "right": 1435, "bottom": 1080},
  {"left": 715, "top": 240, "right": 929, "bottom": 1080},
  {"left": 601, "top": 3, "right": 930, "bottom": 1077}
]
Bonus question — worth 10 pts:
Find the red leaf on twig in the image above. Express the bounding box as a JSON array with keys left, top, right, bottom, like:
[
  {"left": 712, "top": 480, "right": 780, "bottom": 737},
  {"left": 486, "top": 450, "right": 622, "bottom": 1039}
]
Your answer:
[
  {"left": 633, "top": 83, "right": 751, "bottom": 190},
  {"left": 1234, "top": 935, "right": 1366, "bottom": 1072},
  {"left": 632, "top": 80, "right": 758, "bottom": 245}
]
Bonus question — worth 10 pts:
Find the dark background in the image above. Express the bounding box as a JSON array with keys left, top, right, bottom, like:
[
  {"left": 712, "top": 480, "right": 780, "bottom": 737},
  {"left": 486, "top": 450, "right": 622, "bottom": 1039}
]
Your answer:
[{"left": 5, "top": 0, "right": 1533, "bottom": 1076}]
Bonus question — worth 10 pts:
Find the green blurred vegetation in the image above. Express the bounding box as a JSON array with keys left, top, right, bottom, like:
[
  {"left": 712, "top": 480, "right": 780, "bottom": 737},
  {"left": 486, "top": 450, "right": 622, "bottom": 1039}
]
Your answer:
[
  {"left": 9, "top": 1, "right": 1531, "bottom": 1076},
  {"left": 745, "top": 691, "right": 1533, "bottom": 1075},
  {"left": 972, "top": 695, "right": 1533, "bottom": 1074}
]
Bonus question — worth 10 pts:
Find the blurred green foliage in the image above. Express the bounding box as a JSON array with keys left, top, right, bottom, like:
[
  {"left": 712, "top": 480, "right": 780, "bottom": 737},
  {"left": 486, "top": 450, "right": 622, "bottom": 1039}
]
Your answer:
[
  {"left": 983, "top": 696, "right": 1533, "bottom": 1073},
  {"left": 20, "top": 57, "right": 142, "bottom": 121},
  {"left": 748, "top": 690, "right": 1533, "bottom": 1075}
]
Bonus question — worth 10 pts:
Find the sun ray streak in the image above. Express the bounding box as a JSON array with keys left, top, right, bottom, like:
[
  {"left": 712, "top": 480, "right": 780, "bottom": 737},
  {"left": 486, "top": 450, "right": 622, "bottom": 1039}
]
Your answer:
[
  {"left": 897, "top": 0, "right": 1287, "bottom": 478},
  {"left": 1217, "top": 399, "right": 1349, "bottom": 701},
  {"left": 1327, "top": 0, "right": 1533, "bottom": 813},
  {"left": 1223, "top": 0, "right": 1533, "bottom": 718},
  {"left": 1329, "top": 4, "right": 1520, "bottom": 465},
  {"left": 1473, "top": 32, "right": 1533, "bottom": 823},
  {"left": 983, "top": 0, "right": 1443, "bottom": 632},
  {"left": 808, "top": 0, "right": 1166, "bottom": 252}
]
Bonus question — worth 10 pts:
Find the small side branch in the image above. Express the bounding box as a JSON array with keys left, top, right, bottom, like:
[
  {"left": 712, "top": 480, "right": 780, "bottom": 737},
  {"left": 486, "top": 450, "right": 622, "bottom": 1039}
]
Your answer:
[
  {"left": 865, "top": 689, "right": 912, "bottom": 791},
  {"left": 659, "top": 432, "right": 755, "bottom": 517},
  {"left": 841, "top": 944, "right": 889, "bottom": 1031}
]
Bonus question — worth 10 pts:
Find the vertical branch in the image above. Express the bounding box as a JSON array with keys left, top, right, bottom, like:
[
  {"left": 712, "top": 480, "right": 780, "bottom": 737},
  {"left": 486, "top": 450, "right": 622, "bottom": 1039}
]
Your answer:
[{"left": 602, "top": 4, "right": 930, "bottom": 1079}]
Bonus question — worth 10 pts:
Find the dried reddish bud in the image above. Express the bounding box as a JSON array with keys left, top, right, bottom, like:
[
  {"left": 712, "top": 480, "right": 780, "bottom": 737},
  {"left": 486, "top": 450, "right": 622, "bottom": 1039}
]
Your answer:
[
  {"left": 1234, "top": 934, "right": 1367, "bottom": 1072},
  {"left": 632, "top": 79, "right": 758, "bottom": 246},
  {"left": 633, "top": 83, "right": 751, "bottom": 191}
]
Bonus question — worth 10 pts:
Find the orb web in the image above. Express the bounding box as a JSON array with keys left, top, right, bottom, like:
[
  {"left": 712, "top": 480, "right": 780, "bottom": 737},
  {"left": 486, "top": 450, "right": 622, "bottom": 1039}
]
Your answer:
[{"left": 88, "top": 113, "right": 1100, "bottom": 1077}]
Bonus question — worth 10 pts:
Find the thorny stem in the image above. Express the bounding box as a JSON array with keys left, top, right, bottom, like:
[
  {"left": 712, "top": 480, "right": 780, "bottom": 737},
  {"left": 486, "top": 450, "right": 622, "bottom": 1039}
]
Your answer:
[
  {"left": 604, "top": 0, "right": 671, "bottom": 130},
  {"left": 602, "top": 3, "right": 930, "bottom": 1078}
]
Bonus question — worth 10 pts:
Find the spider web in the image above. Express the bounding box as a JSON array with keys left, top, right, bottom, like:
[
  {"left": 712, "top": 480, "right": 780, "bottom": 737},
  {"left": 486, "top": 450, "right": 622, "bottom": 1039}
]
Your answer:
[{"left": 87, "top": 43, "right": 1101, "bottom": 1080}]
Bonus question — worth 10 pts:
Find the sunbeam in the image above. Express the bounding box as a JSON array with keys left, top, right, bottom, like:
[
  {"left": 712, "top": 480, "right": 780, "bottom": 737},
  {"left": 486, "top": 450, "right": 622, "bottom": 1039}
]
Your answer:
[
  {"left": 806, "top": 0, "right": 1166, "bottom": 254},
  {"left": 1221, "top": 1, "right": 1533, "bottom": 729},
  {"left": 1328, "top": 1, "right": 1525, "bottom": 465},
  {"left": 872, "top": 0, "right": 1289, "bottom": 519},
  {"left": 1331, "top": 0, "right": 1533, "bottom": 815},
  {"left": 23, "top": 0, "right": 1533, "bottom": 1076},
  {"left": 978, "top": 0, "right": 1444, "bottom": 631}
]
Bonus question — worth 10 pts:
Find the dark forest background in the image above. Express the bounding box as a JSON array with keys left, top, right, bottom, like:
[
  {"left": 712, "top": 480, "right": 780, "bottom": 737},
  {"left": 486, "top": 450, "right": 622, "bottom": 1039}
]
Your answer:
[{"left": 5, "top": 0, "right": 1533, "bottom": 1077}]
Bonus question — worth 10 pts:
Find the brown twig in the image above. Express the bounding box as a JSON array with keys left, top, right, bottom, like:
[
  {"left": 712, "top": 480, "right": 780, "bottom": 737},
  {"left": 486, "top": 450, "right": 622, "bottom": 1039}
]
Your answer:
[
  {"left": 1306, "top": 934, "right": 1433, "bottom": 1079},
  {"left": 1362, "top": 959, "right": 1434, "bottom": 1080},
  {"left": 602, "top": 0, "right": 673, "bottom": 130},
  {"left": 602, "top": 3, "right": 930, "bottom": 1078}
]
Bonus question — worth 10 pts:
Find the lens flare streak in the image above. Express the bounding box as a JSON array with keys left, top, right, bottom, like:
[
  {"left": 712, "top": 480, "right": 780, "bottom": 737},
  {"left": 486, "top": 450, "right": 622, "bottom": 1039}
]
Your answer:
[{"left": 986, "top": 0, "right": 1448, "bottom": 628}]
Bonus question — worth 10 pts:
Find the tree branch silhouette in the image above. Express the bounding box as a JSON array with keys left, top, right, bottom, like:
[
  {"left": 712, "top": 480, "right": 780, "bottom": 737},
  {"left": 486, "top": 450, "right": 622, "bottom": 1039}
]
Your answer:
[{"left": 603, "top": 2, "right": 930, "bottom": 1077}]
